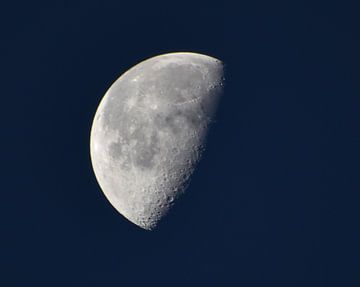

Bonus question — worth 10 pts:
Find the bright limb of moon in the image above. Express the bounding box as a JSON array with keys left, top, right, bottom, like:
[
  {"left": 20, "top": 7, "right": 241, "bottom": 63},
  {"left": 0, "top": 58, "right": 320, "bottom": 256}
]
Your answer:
[{"left": 90, "top": 52, "right": 225, "bottom": 230}]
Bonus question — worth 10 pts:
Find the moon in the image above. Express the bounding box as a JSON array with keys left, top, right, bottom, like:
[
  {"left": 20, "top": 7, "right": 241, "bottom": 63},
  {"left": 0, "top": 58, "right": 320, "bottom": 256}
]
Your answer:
[{"left": 90, "top": 52, "right": 225, "bottom": 230}]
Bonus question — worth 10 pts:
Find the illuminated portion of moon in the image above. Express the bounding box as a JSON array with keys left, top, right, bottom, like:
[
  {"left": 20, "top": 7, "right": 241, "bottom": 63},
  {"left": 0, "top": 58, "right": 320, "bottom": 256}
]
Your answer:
[{"left": 90, "top": 52, "right": 224, "bottom": 230}]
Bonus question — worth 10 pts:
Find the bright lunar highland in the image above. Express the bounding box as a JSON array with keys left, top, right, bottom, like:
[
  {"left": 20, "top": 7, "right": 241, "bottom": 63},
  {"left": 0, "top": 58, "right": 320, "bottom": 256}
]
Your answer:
[{"left": 90, "top": 52, "right": 225, "bottom": 230}]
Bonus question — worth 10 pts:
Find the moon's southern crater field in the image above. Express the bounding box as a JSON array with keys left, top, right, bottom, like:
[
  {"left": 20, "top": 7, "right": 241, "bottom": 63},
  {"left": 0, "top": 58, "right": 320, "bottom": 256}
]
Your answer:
[{"left": 90, "top": 52, "right": 225, "bottom": 230}]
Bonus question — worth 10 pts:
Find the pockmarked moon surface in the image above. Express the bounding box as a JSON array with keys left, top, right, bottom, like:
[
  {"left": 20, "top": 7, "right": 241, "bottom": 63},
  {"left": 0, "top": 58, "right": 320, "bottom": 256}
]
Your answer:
[{"left": 90, "top": 52, "right": 225, "bottom": 230}]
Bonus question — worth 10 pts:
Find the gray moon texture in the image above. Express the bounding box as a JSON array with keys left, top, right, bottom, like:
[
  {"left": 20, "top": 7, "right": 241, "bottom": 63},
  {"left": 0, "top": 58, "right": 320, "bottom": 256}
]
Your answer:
[{"left": 90, "top": 52, "right": 225, "bottom": 230}]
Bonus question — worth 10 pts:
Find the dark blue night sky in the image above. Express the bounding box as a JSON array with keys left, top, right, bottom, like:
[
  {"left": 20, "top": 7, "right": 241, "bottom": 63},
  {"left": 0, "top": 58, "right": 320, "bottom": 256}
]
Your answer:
[{"left": 2, "top": 1, "right": 359, "bottom": 286}]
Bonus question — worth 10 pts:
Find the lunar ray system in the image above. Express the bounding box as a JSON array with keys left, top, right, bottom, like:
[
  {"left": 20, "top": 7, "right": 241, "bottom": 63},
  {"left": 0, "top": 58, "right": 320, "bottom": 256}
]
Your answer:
[{"left": 90, "top": 52, "right": 225, "bottom": 230}]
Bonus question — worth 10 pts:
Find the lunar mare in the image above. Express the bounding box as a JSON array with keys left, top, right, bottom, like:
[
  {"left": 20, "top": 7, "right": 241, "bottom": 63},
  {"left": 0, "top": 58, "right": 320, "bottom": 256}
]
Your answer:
[{"left": 90, "top": 52, "right": 224, "bottom": 230}]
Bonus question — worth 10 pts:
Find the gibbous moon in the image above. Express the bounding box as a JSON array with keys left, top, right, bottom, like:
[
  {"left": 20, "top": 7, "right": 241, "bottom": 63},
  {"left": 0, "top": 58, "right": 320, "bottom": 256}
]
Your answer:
[{"left": 90, "top": 52, "right": 225, "bottom": 230}]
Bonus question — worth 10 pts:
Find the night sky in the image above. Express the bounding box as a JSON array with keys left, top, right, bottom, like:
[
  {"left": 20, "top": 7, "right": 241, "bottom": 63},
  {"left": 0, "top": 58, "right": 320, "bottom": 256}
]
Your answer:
[{"left": 2, "top": 1, "right": 360, "bottom": 286}]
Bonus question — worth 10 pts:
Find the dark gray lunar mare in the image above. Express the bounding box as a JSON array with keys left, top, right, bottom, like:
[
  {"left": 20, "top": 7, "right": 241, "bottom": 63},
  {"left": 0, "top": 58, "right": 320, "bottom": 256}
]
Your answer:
[{"left": 90, "top": 52, "right": 224, "bottom": 230}]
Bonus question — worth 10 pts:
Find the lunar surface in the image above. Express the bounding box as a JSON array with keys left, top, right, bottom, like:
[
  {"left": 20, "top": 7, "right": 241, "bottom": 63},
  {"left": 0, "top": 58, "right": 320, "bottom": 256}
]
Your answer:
[{"left": 90, "top": 52, "right": 225, "bottom": 230}]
